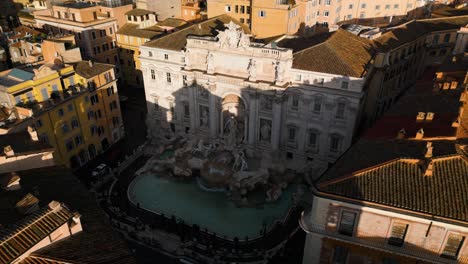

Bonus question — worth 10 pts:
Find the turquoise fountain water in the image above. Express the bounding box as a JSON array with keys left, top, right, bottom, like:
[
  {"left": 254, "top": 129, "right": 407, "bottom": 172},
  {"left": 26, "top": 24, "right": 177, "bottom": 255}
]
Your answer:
[{"left": 128, "top": 174, "right": 295, "bottom": 239}]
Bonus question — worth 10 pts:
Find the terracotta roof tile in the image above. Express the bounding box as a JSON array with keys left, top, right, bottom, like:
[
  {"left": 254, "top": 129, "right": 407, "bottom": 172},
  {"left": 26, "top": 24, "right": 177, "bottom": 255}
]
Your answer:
[
  {"left": 116, "top": 23, "right": 164, "bottom": 39},
  {"left": 124, "top": 8, "right": 154, "bottom": 17},
  {"left": 372, "top": 16, "right": 468, "bottom": 52},
  {"left": 0, "top": 166, "right": 137, "bottom": 264},
  {"left": 74, "top": 61, "right": 114, "bottom": 79},
  {"left": 318, "top": 154, "right": 468, "bottom": 222},
  {"left": 0, "top": 203, "right": 74, "bottom": 264},
  {"left": 291, "top": 29, "right": 373, "bottom": 77},
  {"left": 157, "top": 18, "right": 188, "bottom": 28},
  {"left": 0, "top": 131, "right": 52, "bottom": 156},
  {"left": 144, "top": 14, "right": 250, "bottom": 51}
]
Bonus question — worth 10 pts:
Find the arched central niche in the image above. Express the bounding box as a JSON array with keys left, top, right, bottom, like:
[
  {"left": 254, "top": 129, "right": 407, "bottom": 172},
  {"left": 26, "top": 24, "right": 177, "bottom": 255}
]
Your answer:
[{"left": 221, "top": 94, "right": 246, "bottom": 147}]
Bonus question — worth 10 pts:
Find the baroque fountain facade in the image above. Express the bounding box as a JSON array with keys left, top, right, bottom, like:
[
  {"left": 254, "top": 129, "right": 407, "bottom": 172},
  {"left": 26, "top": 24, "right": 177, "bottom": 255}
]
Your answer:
[{"left": 137, "top": 22, "right": 309, "bottom": 206}]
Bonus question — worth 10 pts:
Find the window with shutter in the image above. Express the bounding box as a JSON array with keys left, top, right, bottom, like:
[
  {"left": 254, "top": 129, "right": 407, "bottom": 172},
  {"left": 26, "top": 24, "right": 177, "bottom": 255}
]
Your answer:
[
  {"left": 338, "top": 211, "right": 356, "bottom": 236},
  {"left": 441, "top": 234, "right": 465, "bottom": 259},
  {"left": 388, "top": 222, "right": 408, "bottom": 247}
]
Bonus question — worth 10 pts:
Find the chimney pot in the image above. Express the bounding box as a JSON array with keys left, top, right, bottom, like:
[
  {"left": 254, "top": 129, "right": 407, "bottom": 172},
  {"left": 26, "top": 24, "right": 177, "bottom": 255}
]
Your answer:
[
  {"left": 425, "top": 141, "right": 433, "bottom": 158},
  {"left": 424, "top": 161, "right": 433, "bottom": 176},
  {"left": 3, "top": 145, "right": 14, "bottom": 157},
  {"left": 88, "top": 60, "right": 93, "bottom": 67},
  {"left": 397, "top": 128, "right": 406, "bottom": 139},
  {"left": 416, "top": 128, "right": 424, "bottom": 139},
  {"left": 27, "top": 126, "right": 38, "bottom": 141}
]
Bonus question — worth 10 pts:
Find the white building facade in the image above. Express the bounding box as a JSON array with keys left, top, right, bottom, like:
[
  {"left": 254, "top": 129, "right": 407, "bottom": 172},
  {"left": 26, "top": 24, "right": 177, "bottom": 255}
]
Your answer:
[{"left": 140, "top": 21, "right": 365, "bottom": 177}]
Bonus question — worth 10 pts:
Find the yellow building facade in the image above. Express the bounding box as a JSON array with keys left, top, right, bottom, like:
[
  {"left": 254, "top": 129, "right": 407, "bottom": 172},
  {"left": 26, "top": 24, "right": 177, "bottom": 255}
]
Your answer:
[
  {"left": 207, "top": 0, "right": 306, "bottom": 38},
  {"left": 0, "top": 65, "right": 75, "bottom": 107},
  {"left": 116, "top": 9, "right": 187, "bottom": 87},
  {"left": 0, "top": 60, "right": 123, "bottom": 168},
  {"left": 33, "top": 61, "right": 124, "bottom": 168}
]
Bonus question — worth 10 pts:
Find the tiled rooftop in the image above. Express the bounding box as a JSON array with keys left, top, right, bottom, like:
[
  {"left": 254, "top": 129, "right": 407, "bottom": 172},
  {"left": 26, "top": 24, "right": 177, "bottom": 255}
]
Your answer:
[
  {"left": 0, "top": 202, "right": 75, "bottom": 264},
  {"left": 0, "top": 166, "right": 136, "bottom": 264},
  {"left": 116, "top": 23, "right": 165, "bottom": 39},
  {"left": 74, "top": 61, "right": 114, "bottom": 79},
  {"left": 372, "top": 16, "right": 468, "bottom": 52},
  {"left": 144, "top": 15, "right": 250, "bottom": 51},
  {"left": 125, "top": 8, "right": 154, "bottom": 16},
  {"left": 290, "top": 29, "right": 373, "bottom": 77},
  {"left": 0, "top": 131, "right": 53, "bottom": 156},
  {"left": 318, "top": 152, "right": 468, "bottom": 222}
]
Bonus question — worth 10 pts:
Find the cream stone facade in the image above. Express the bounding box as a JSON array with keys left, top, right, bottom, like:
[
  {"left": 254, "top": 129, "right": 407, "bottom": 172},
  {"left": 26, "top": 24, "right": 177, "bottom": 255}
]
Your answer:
[
  {"left": 136, "top": 0, "right": 182, "bottom": 20},
  {"left": 305, "top": 0, "right": 427, "bottom": 28},
  {"left": 208, "top": 0, "right": 308, "bottom": 38},
  {"left": 140, "top": 21, "right": 365, "bottom": 176},
  {"left": 33, "top": 1, "right": 121, "bottom": 72},
  {"left": 301, "top": 194, "right": 468, "bottom": 264}
]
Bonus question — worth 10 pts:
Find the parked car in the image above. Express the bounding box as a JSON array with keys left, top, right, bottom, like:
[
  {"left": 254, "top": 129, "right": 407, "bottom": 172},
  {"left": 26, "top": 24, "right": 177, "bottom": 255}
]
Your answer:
[{"left": 91, "top": 164, "right": 109, "bottom": 178}]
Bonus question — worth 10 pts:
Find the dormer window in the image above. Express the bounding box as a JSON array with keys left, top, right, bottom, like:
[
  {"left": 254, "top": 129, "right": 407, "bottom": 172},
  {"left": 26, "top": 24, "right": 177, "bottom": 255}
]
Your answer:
[
  {"left": 441, "top": 233, "right": 465, "bottom": 259},
  {"left": 416, "top": 112, "right": 426, "bottom": 121}
]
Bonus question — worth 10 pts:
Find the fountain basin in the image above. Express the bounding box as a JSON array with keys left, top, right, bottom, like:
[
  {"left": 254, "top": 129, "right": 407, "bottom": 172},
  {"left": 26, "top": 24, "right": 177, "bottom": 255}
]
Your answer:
[{"left": 128, "top": 174, "right": 295, "bottom": 239}]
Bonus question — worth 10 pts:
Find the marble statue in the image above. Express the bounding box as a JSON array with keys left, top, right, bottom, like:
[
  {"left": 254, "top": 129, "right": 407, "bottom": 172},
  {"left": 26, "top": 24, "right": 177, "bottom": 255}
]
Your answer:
[
  {"left": 260, "top": 119, "right": 271, "bottom": 141},
  {"left": 248, "top": 59, "right": 256, "bottom": 80},
  {"left": 260, "top": 95, "right": 273, "bottom": 111},
  {"left": 200, "top": 107, "right": 209, "bottom": 127},
  {"left": 224, "top": 115, "right": 237, "bottom": 148},
  {"left": 191, "top": 139, "right": 215, "bottom": 158},
  {"left": 275, "top": 61, "right": 284, "bottom": 83},
  {"left": 217, "top": 21, "right": 251, "bottom": 49},
  {"left": 206, "top": 52, "right": 214, "bottom": 72},
  {"left": 239, "top": 33, "right": 250, "bottom": 48},
  {"left": 233, "top": 150, "right": 248, "bottom": 172}
]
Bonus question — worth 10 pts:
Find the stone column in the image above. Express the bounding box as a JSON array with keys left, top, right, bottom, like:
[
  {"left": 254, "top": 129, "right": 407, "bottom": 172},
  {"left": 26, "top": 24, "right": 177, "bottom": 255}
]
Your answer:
[
  {"left": 208, "top": 83, "right": 218, "bottom": 138},
  {"left": 187, "top": 79, "right": 197, "bottom": 131},
  {"left": 271, "top": 95, "right": 283, "bottom": 150},
  {"left": 297, "top": 98, "right": 310, "bottom": 153},
  {"left": 248, "top": 90, "right": 258, "bottom": 145}
]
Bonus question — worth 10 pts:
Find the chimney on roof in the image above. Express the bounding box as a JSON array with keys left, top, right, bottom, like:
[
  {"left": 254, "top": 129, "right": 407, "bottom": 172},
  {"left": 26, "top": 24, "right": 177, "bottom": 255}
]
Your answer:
[
  {"left": 425, "top": 142, "right": 433, "bottom": 158},
  {"left": 397, "top": 128, "right": 406, "bottom": 139},
  {"left": 3, "top": 145, "right": 14, "bottom": 157},
  {"left": 88, "top": 60, "right": 93, "bottom": 67},
  {"left": 416, "top": 112, "right": 426, "bottom": 121},
  {"left": 452, "top": 56, "right": 457, "bottom": 63},
  {"left": 425, "top": 112, "right": 434, "bottom": 121},
  {"left": 72, "top": 212, "right": 82, "bottom": 224},
  {"left": 27, "top": 126, "right": 38, "bottom": 141},
  {"left": 424, "top": 160, "right": 433, "bottom": 177},
  {"left": 48, "top": 200, "right": 61, "bottom": 211},
  {"left": 416, "top": 128, "right": 424, "bottom": 139}
]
